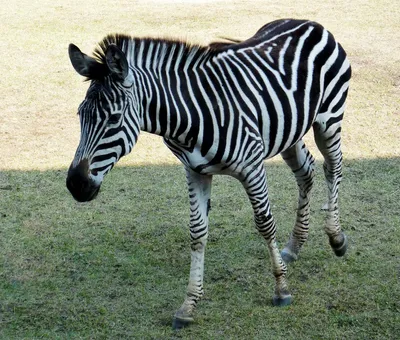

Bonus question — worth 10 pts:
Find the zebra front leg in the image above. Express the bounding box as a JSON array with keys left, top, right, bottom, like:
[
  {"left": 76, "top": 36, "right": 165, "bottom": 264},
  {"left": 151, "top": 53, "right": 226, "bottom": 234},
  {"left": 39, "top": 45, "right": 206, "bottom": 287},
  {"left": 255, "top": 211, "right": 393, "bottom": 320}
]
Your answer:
[
  {"left": 280, "top": 141, "right": 315, "bottom": 263},
  {"left": 241, "top": 165, "right": 292, "bottom": 307},
  {"left": 173, "top": 168, "right": 212, "bottom": 330}
]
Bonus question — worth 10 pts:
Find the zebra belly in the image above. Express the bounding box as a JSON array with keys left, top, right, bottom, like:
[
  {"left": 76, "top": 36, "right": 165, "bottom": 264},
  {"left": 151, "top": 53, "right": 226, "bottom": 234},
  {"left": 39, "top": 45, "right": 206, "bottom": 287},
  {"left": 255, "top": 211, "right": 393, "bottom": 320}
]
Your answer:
[
  {"left": 164, "top": 132, "right": 266, "bottom": 177},
  {"left": 163, "top": 140, "right": 232, "bottom": 175}
]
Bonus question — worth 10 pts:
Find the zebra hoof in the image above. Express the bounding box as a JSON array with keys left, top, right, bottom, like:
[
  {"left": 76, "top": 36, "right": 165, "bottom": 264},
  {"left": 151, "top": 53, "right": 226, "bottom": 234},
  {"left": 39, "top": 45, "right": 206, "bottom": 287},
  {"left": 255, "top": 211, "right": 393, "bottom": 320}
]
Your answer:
[
  {"left": 330, "top": 233, "right": 348, "bottom": 257},
  {"left": 272, "top": 294, "right": 292, "bottom": 307},
  {"left": 172, "top": 317, "right": 193, "bottom": 330},
  {"left": 281, "top": 249, "right": 298, "bottom": 264}
]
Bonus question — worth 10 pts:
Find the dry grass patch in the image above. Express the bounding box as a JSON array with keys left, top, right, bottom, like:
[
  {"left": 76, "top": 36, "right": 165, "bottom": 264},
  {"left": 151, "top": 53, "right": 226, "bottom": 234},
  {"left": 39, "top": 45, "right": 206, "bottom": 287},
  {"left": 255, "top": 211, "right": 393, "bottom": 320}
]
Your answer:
[{"left": 0, "top": 0, "right": 399, "bottom": 170}]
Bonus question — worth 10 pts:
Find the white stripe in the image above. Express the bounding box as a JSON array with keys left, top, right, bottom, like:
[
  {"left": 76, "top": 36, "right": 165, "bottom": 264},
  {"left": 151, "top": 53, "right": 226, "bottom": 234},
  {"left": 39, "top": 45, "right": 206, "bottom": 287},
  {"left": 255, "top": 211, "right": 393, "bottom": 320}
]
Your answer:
[
  {"left": 279, "top": 36, "right": 292, "bottom": 75},
  {"left": 172, "top": 44, "right": 185, "bottom": 138},
  {"left": 290, "top": 26, "right": 314, "bottom": 91},
  {"left": 206, "top": 62, "right": 237, "bottom": 162},
  {"left": 322, "top": 58, "right": 351, "bottom": 103},
  {"left": 298, "top": 28, "right": 329, "bottom": 140},
  {"left": 194, "top": 63, "right": 220, "bottom": 158}
]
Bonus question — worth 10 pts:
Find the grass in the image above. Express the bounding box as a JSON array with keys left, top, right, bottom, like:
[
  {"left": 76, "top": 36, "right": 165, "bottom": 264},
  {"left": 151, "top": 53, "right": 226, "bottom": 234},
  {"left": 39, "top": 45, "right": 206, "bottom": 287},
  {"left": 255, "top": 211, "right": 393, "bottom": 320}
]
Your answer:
[
  {"left": 1, "top": 159, "right": 399, "bottom": 339},
  {"left": 0, "top": 0, "right": 400, "bottom": 338}
]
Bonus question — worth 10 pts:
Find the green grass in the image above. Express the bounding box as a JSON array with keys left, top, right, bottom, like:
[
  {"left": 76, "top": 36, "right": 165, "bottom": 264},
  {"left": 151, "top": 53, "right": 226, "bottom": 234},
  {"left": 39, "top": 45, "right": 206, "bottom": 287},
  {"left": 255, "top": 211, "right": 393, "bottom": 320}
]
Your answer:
[{"left": 1, "top": 159, "right": 399, "bottom": 339}]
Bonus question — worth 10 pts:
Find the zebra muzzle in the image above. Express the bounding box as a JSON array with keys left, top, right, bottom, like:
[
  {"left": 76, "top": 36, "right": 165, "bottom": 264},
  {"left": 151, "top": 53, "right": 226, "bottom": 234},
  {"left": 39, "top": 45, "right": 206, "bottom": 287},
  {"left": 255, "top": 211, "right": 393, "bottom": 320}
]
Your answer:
[{"left": 66, "top": 159, "right": 101, "bottom": 202}]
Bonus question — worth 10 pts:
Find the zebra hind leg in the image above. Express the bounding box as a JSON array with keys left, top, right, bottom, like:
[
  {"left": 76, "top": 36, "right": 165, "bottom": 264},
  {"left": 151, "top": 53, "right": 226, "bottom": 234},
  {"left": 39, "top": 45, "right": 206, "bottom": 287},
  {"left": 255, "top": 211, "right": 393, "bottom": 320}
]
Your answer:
[
  {"left": 280, "top": 140, "right": 316, "bottom": 264},
  {"left": 313, "top": 115, "right": 348, "bottom": 257},
  {"left": 173, "top": 168, "right": 212, "bottom": 330},
  {"left": 240, "top": 164, "right": 292, "bottom": 307}
]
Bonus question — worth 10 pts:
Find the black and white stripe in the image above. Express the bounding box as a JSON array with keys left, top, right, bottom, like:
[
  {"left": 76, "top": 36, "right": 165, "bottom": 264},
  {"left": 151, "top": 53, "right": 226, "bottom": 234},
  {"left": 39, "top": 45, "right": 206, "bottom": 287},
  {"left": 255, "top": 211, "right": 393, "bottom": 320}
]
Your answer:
[{"left": 67, "top": 19, "right": 351, "bottom": 328}]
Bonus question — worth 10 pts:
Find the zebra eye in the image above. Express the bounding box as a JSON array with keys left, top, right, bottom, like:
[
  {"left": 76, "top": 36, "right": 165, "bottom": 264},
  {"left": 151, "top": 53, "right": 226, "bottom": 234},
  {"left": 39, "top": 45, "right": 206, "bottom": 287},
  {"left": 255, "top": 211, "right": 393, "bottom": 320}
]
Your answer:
[{"left": 107, "top": 113, "right": 122, "bottom": 126}]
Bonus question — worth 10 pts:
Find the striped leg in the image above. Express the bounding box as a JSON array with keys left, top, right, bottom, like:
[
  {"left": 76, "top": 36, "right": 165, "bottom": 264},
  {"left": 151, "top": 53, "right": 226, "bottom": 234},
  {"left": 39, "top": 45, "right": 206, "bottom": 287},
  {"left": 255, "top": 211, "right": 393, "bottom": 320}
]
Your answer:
[
  {"left": 280, "top": 140, "right": 316, "bottom": 263},
  {"left": 173, "top": 168, "right": 212, "bottom": 329},
  {"left": 240, "top": 164, "right": 292, "bottom": 307},
  {"left": 313, "top": 116, "right": 348, "bottom": 257}
]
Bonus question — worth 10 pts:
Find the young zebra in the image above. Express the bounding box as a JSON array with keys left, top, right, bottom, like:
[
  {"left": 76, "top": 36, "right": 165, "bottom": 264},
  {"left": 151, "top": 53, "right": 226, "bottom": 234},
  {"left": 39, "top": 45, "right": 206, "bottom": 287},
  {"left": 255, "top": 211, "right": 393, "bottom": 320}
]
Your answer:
[{"left": 66, "top": 19, "right": 351, "bottom": 328}]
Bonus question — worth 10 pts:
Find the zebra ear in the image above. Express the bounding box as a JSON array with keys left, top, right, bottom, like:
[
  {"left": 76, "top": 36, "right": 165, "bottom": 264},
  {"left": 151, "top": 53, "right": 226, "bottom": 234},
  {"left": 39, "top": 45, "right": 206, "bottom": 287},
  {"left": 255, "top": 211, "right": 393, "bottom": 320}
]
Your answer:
[
  {"left": 105, "top": 44, "right": 129, "bottom": 81},
  {"left": 68, "top": 44, "right": 102, "bottom": 78}
]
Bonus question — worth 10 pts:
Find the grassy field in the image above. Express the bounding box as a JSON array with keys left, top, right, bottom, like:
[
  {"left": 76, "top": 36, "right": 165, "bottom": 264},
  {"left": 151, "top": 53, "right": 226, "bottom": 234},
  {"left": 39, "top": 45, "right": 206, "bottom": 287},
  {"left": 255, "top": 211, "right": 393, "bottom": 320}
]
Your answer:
[{"left": 0, "top": 0, "right": 399, "bottom": 339}]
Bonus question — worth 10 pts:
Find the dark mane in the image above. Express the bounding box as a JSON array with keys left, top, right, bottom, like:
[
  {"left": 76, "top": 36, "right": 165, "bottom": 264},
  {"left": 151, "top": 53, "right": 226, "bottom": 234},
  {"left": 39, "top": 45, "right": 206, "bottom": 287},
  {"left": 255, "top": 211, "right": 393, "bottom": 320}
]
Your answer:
[
  {"left": 92, "top": 33, "right": 133, "bottom": 65},
  {"left": 208, "top": 37, "right": 242, "bottom": 51},
  {"left": 92, "top": 34, "right": 222, "bottom": 67},
  {"left": 84, "top": 34, "right": 240, "bottom": 82}
]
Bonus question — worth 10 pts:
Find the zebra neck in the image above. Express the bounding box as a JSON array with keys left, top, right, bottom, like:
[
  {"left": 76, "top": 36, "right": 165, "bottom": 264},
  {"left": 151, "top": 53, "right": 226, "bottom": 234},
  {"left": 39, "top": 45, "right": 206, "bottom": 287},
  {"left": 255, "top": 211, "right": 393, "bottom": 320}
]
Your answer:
[{"left": 126, "top": 39, "right": 214, "bottom": 142}]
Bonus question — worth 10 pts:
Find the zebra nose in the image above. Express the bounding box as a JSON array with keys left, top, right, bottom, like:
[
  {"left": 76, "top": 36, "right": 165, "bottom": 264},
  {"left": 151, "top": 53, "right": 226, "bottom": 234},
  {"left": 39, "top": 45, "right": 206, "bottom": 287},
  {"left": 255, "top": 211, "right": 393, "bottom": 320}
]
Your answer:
[{"left": 66, "top": 159, "right": 100, "bottom": 202}]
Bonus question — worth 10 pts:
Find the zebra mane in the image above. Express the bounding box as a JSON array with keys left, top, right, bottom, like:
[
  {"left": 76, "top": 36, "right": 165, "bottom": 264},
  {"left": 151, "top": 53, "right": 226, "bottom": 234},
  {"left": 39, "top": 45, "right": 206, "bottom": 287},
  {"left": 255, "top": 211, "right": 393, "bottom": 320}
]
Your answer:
[
  {"left": 87, "top": 34, "right": 240, "bottom": 81},
  {"left": 92, "top": 33, "right": 132, "bottom": 63}
]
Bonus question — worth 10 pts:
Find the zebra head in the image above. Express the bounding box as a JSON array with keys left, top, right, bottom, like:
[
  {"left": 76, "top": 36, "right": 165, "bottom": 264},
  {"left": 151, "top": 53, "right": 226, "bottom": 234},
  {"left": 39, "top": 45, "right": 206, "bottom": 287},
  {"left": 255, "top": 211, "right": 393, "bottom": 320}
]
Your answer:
[{"left": 66, "top": 43, "right": 138, "bottom": 202}]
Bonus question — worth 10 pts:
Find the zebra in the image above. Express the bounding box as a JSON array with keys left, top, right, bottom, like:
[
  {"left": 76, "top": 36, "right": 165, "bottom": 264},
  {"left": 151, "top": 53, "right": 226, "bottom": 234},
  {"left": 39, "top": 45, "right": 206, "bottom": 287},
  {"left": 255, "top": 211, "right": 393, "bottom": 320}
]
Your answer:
[{"left": 66, "top": 19, "right": 351, "bottom": 329}]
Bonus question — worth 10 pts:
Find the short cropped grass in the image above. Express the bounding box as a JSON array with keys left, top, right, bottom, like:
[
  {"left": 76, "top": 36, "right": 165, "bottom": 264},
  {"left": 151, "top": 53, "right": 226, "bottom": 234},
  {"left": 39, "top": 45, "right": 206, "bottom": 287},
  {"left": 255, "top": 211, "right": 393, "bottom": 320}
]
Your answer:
[{"left": 1, "top": 159, "right": 399, "bottom": 339}]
